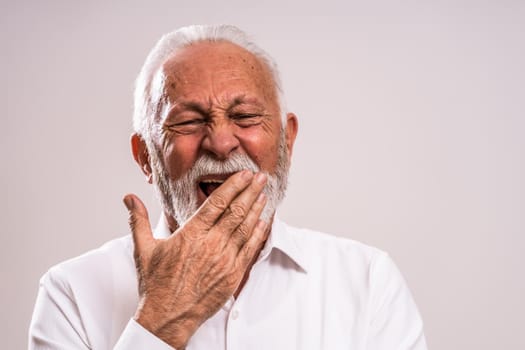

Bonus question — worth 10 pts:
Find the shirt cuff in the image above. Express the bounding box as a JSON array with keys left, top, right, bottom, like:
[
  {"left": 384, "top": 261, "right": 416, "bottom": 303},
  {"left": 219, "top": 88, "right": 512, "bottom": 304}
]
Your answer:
[{"left": 113, "top": 319, "right": 174, "bottom": 350}]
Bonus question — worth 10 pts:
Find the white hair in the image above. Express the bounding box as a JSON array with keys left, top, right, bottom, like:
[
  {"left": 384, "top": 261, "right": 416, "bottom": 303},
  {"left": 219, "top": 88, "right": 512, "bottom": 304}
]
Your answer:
[{"left": 133, "top": 24, "right": 287, "bottom": 141}]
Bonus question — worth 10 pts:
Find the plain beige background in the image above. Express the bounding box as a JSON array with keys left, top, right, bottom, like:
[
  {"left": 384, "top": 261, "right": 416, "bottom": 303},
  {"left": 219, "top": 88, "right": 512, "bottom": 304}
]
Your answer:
[{"left": 3, "top": 0, "right": 524, "bottom": 348}]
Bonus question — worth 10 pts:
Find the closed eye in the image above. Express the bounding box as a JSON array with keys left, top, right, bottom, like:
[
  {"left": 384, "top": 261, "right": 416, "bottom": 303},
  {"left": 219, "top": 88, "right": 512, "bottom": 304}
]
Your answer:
[
  {"left": 165, "top": 118, "right": 206, "bottom": 135},
  {"left": 174, "top": 118, "right": 206, "bottom": 126},
  {"left": 231, "top": 113, "right": 263, "bottom": 127}
]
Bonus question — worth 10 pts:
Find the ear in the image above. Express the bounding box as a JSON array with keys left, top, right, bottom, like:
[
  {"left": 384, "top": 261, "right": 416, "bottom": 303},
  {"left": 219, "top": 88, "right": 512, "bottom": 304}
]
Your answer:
[
  {"left": 284, "top": 112, "right": 299, "bottom": 159},
  {"left": 131, "top": 133, "right": 153, "bottom": 184}
]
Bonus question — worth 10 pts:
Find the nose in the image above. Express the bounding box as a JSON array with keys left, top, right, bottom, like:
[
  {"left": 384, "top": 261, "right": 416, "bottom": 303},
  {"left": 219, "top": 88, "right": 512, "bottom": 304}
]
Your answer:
[{"left": 201, "top": 121, "right": 240, "bottom": 160}]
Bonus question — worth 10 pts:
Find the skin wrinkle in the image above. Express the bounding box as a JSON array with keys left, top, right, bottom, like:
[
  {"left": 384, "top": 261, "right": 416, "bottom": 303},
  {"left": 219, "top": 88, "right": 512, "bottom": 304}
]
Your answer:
[
  {"left": 158, "top": 43, "right": 278, "bottom": 126},
  {"left": 161, "top": 41, "right": 277, "bottom": 102},
  {"left": 199, "top": 239, "right": 233, "bottom": 287},
  {"left": 162, "top": 97, "right": 269, "bottom": 131},
  {"left": 161, "top": 95, "right": 271, "bottom": 127}
]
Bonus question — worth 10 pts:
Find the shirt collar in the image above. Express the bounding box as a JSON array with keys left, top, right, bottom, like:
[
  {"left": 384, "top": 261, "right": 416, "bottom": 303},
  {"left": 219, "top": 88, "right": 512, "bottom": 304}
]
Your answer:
[
  {"left": 153, "top": 213, "right": 308, "bottom": 273},
  {"left": 260, "top": 215, "right": 309, "bottom": 273}
]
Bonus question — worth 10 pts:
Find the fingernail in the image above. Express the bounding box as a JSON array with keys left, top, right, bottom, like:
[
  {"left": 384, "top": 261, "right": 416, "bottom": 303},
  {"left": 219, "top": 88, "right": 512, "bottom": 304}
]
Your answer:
[
  {"left": 255, "top": 172, "right": 267, "bottom": 184},
  {"left": 123, "top": 196, "right": 134, "bottom": 210},
  {"left": 257, "top": 192, "right": 266, "bottom": 203},
  {"left": 242, "top": 170, "right": 253, "bottom": 180}
]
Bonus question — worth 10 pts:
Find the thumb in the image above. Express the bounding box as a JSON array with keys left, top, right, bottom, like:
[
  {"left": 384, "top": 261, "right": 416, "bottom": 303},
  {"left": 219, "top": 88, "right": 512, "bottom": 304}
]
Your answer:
[{"left": 123, "top": 194, "right": 154, "bottom": 255}]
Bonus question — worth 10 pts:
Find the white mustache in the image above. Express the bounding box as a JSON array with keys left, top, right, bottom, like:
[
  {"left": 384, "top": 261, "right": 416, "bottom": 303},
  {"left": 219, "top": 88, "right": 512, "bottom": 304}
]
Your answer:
[{"left": 186, "top": 153, "right": 261, "bottom": 182}]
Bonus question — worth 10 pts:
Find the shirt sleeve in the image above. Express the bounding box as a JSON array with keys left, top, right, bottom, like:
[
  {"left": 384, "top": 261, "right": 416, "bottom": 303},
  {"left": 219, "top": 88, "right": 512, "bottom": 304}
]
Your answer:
[
  {"left": 28, "top": 267, "right": 174, "bottom": 350},
  {"left": 113, "top": 319, "right": 175, "bottom": 350},
  {"left": 365, "top": 253, "right": 428, "bottom": 350},
  {"left": 28, "top": 268, "right": 91, "bottom": 349}
]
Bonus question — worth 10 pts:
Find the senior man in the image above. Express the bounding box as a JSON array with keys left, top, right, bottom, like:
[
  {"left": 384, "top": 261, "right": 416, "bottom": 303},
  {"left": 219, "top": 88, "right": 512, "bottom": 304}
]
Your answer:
[{"left": 29, "top": 25, "right": 427, "bottom": 349}]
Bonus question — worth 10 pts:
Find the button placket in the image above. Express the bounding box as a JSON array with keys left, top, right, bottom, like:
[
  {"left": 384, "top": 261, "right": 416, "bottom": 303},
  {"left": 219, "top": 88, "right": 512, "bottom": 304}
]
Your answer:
[{"left": 226, "top": 302, "right": 242, "bottom": 350}]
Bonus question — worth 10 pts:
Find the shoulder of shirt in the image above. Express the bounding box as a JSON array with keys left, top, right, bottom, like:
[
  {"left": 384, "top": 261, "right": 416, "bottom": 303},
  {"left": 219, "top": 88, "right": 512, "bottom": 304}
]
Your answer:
[
  {"left": 275, "top": 219, "right": 390, "bottom": 273},
  {"left": 41, "top": 234, "right": 134, "bottom": 286}
]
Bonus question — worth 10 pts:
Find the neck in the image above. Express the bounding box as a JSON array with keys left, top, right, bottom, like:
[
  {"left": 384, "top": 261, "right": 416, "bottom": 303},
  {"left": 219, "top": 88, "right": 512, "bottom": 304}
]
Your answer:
[{"left": 164, "top": 211, "right": 179, "bottom": 233}]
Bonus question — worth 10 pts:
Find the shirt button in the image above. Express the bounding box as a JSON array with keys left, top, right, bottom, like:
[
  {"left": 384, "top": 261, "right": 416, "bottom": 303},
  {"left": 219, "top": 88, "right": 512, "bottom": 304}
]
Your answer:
[{"left": 231, "top": 310, "right": 239, "bottom": 320}]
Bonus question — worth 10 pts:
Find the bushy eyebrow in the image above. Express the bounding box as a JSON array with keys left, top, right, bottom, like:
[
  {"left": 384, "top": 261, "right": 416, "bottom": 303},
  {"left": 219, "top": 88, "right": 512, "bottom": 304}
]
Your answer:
[
  {"left": 173, "top": 101, "right": 208, "bottom": 115},
  {"left": 228, "top": 95, "right": 265, "bottom": 111},
  {"left": 168, "top": 94, "right": 265, "bottom": 117}
]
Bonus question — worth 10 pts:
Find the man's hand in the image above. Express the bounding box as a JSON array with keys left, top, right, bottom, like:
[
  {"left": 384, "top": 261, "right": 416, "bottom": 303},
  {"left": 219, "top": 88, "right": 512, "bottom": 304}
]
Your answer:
[{"left": 123, "top": 170, "right": 268, "bottom": 349}]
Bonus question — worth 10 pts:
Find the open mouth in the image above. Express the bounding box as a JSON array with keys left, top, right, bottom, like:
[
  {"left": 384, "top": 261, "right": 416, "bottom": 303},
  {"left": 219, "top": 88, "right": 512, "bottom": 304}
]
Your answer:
[
  {"left": 198, "top": 179, "right": 225, "bottom": 197},
  {"left": 197, "top": 173, "right": 235, "bottom": 197}
]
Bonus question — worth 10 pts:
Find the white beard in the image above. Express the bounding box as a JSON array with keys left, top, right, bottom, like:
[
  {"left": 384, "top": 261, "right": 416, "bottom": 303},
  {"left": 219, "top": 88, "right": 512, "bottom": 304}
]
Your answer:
[{"left": 149, "top": 129, "right": 289, "bottom": 226}]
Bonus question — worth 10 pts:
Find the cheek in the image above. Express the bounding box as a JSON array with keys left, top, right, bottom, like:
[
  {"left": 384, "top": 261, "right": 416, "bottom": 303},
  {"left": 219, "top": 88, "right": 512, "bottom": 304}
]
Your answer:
[
  {"left": 162, "top": 135, "right": 202, "bottom": 179},
  {"left": 238, "top": 127, "right": 280, "bottom": 171}
]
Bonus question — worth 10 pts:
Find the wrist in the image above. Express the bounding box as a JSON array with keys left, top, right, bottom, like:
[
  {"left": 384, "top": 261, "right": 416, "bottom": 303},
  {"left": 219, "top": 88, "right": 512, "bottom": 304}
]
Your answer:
[{"left": 134, "top": 306, "right": 195, "bottom": 349}]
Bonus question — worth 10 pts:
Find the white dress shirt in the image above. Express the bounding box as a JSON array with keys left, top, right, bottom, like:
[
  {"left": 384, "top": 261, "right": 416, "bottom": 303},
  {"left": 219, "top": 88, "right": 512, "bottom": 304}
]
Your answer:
[{"left": 29, "top": 217, "right": 427, "bottom": 349}]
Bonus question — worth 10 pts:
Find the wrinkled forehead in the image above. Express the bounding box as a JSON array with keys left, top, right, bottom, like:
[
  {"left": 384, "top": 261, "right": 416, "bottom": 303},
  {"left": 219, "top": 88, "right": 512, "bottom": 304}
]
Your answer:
[{"left": 155, "top": 41, "right": 278, "bottom": 104}]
